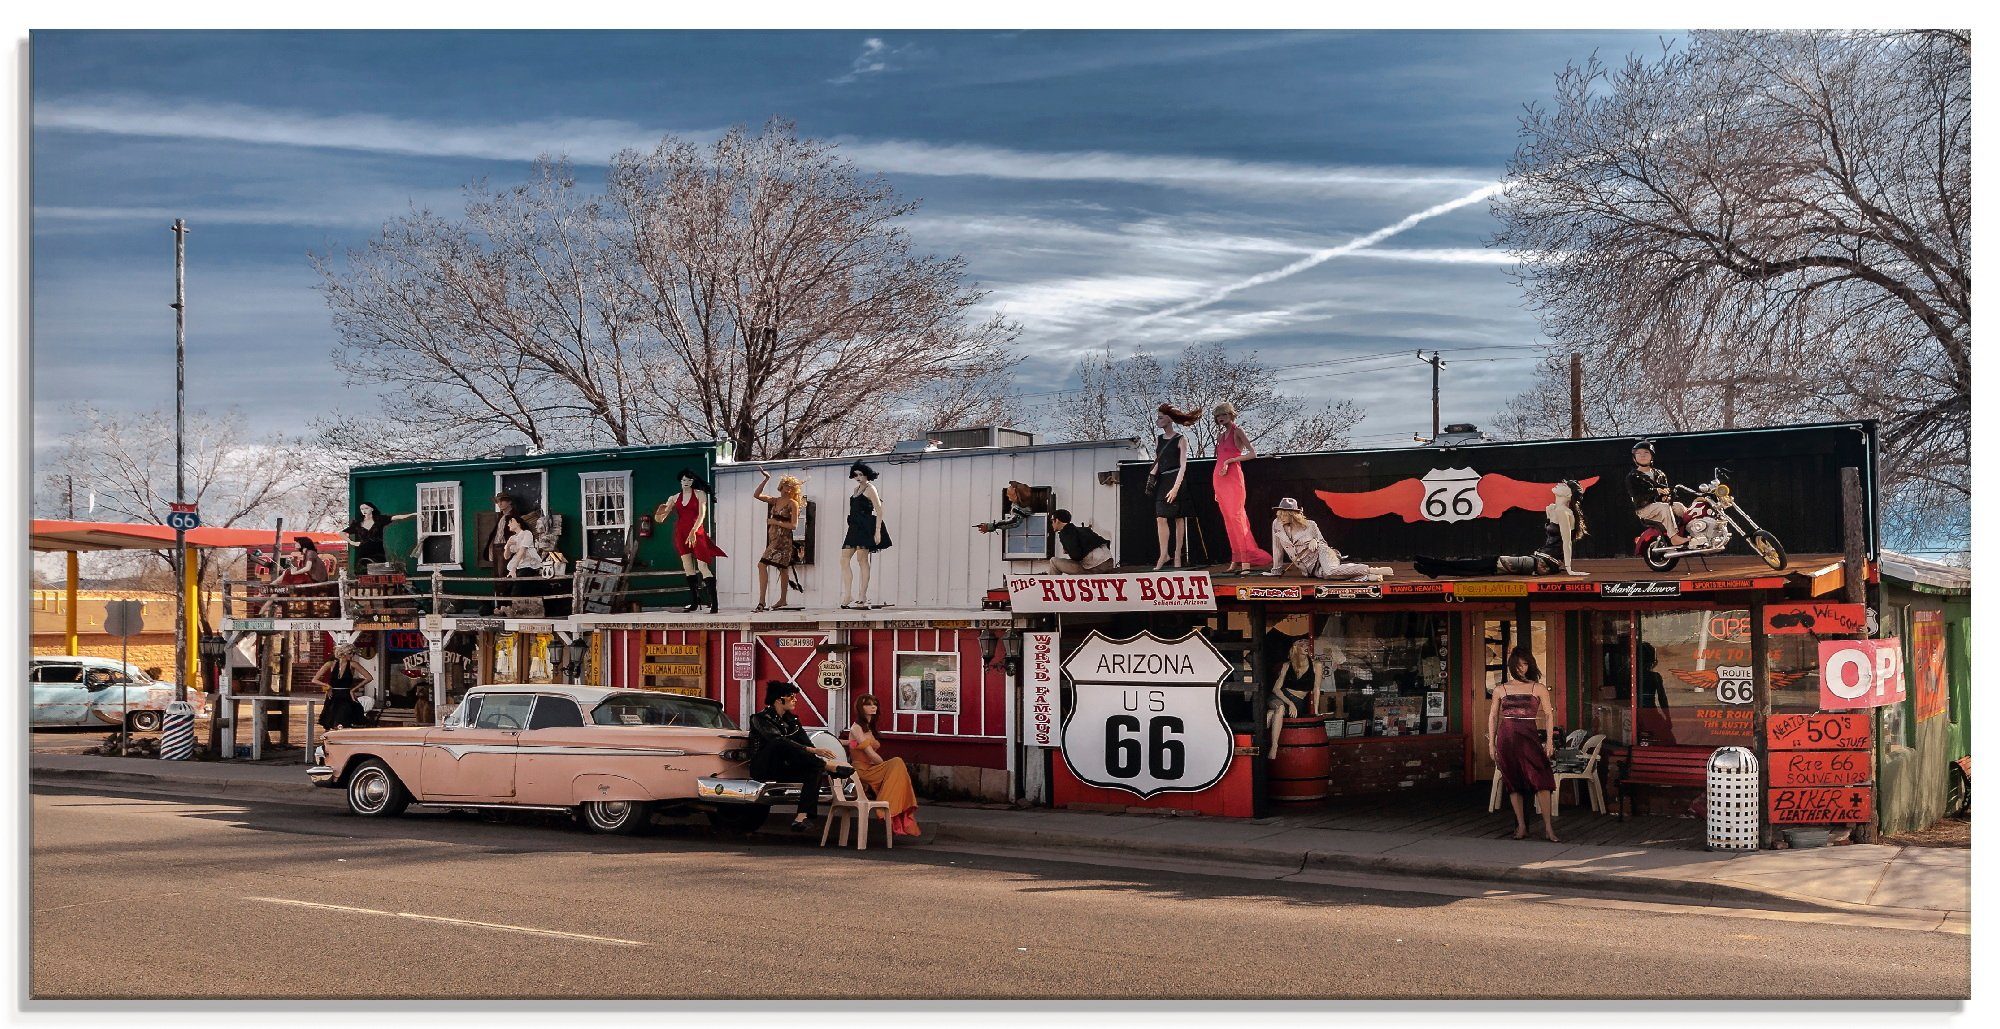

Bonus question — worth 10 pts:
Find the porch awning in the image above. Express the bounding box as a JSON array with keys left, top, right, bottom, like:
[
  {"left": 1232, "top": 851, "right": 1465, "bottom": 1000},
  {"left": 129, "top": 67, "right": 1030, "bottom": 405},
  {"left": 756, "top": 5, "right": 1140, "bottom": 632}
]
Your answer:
[{"left": 30, "top": 519, "right": 349, "bottom": 554}]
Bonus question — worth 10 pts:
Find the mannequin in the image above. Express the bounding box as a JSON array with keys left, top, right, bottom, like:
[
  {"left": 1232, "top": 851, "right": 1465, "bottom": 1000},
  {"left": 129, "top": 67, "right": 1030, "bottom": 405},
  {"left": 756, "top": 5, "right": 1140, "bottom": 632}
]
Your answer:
[
  {"left": 1545, "top": 479, "right": 1590, "bottom": 575},
  {"left": 753, "top": 470, "right": 806, "bottom": 612},
  {"left": 343, "top": 502, "right": 414, "bottom": 569},
  {"left": 840, "top": 461, "right": 893, "bottom": 609},
  {"left": 1150, "top": 403, "right": 1200, "bottom": 570},
  {"left": 1212, "top": 403, "right": 1271, "bottom": 574},
  {"left": 657, "top": 469, "right": 726, "bottom": 613},
  {"left": 1264, "top": 499, "right": 1393, "bottom": 580},
  {"left": 1266, "top": 637, "right": 1324, "bottom": 757},
  {"left": 975, "top": 481, "right": 1036, "bottom": 535}
]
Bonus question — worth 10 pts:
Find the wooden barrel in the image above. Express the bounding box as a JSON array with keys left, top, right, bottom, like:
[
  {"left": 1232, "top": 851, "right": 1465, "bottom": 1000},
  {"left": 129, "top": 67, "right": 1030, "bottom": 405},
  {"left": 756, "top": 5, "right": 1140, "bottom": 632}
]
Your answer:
[{"left": 1270, "top": 717, "right": 1331, "bottom": 803}]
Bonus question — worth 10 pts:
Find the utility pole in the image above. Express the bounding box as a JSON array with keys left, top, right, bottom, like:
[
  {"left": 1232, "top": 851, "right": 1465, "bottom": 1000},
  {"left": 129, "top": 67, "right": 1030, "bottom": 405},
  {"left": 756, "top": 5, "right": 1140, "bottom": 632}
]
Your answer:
[
  {"left": 171, "top": 219, "right": 189, "bottom": 706},
  {"left": 66, "top": 475, "right": 75, "bottom": 518},
  {"left": 1415, "top": 350, "right": 1446, "bottom": 439},
  {"left": 1569, "top": 353, "right": 1584, "bottom": 438}
]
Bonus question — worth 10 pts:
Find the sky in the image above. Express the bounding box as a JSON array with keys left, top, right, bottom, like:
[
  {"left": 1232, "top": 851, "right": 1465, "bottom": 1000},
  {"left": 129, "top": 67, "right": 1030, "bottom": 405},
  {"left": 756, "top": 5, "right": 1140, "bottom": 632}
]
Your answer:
[{"left": 30, "top": 29, "right": 1674, "bottom": 473}]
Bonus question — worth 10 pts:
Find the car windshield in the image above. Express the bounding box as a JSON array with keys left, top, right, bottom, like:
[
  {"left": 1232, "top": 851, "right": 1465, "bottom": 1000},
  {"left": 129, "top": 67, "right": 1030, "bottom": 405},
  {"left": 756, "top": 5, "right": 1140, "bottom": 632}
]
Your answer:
[{"left": 590, "top": 692, "right": 735, "bottom": 729}]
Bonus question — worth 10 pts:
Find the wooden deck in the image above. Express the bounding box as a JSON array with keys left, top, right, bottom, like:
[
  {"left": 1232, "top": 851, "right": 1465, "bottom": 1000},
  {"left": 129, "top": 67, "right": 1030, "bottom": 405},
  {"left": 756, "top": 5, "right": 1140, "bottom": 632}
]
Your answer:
[
  {"left": 1136, "top": 553, "right": 1839, "bottom": 590},
  {"left": 1273, "top": 786, "right": 1706, "bottom": 850}
]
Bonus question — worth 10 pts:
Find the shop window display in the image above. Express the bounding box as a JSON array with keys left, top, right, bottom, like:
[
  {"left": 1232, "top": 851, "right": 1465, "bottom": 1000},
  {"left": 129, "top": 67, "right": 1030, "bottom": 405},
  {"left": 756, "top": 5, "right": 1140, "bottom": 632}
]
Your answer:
[
  {"left": 1636, "top": 609, "right": 1757, "bottom": 746},
  {"left": 1313, "top": 612, "right": 1452, "bottom": 738}
]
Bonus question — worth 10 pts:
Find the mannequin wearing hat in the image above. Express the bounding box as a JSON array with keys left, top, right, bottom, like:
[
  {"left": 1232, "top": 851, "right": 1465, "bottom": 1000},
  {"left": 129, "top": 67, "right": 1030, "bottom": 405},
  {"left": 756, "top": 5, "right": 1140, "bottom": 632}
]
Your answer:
[
  {"left": 1265, "top": 498, "right": 1392, "bottom": 581},
  {"left": 656, "top": 468, "right": 726, "bottom": 613},
  {"left": 841, "top": 461, "right": 893, "bottom": 609},
  {"left": 1627, "top": 440, "right": 1688, "bottom": 546}
]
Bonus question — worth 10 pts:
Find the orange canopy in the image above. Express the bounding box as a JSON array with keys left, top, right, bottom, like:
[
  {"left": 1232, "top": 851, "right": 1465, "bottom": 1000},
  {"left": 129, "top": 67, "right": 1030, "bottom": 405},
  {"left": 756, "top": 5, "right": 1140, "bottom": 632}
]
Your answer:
[{"left": 30, "top": 519, "right": 349, "bottom": 554}]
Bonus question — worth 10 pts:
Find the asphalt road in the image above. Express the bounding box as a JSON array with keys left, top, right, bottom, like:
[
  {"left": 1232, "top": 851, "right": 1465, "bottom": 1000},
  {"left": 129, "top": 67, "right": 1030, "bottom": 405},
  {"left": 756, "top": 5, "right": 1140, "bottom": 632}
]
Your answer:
[{"left": 28, "top": 785, "right": 1967, "bottom": 1000}]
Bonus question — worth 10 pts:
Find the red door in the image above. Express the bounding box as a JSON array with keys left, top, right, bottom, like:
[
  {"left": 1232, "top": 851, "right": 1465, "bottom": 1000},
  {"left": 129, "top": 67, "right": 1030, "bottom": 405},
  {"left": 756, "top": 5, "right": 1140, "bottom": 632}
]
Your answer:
[{"left": 753, "top": 631, "right": 838, "bottom": 729}]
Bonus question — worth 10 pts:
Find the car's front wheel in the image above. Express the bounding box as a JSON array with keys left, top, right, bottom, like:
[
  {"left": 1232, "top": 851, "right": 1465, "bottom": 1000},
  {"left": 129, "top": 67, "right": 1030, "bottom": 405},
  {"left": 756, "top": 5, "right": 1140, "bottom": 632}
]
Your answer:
[
  {"left": 580, "top": 800, "right": 653, "bottom": 835},
  {"left": 126, "top": 709, "right": 163, "bottom": 733},
  {"left": 346, "top": 759, "right": 411, "bottom": 817}
]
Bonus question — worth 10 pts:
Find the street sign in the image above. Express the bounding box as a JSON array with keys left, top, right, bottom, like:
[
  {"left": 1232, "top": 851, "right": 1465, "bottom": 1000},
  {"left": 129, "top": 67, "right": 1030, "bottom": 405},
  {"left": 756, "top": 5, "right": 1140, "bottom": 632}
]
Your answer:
[
  {"left": 103, "top": 599, "right": 145, "bottom": 638},
  {"left": 817, "top": 658, "right": 845, "bottom": 692},
  {"left": 1060, "top": 630, "right": 1234, "bottom": 799},
  {"left": 166, "top": 502, "right": 200, "bottom": 531}
]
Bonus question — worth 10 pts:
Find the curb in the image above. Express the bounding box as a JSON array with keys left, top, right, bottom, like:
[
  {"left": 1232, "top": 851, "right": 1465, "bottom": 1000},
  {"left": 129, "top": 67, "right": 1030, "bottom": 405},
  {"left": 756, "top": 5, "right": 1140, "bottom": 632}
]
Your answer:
[{"left": 31, "top": 765, "right": 344, "bottom": 808}]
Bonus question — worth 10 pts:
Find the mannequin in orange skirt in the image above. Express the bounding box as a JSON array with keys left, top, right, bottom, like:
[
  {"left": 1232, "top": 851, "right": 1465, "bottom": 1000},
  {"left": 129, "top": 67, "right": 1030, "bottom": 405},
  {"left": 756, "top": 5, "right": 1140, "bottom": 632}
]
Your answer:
[
  {"left": 844, "top": 695, "right": 922, "bottom": 837},
  {"left": 1212, "top": 403, "right": 1271, "bottom": 574},
  {"left": 1487, "top": 646, "right": 1559, "bottom": 842}
]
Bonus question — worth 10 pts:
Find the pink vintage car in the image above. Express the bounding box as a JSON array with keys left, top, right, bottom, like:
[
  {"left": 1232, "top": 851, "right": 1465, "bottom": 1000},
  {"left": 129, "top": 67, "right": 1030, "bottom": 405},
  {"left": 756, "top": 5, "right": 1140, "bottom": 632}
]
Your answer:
[{"left": 307, "top": 684, "right": 833, "bottom": 835}]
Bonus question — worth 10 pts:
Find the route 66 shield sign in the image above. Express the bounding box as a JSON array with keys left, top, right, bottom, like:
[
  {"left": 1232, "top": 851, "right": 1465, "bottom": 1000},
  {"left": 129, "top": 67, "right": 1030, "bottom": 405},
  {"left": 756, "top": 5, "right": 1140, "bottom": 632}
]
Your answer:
[
  {"left": 1060, "top": 630, "right": 1235, "bottom": 799},
  {"left": 1419, "top": 467, "right": 1485, "bottom": 523}
]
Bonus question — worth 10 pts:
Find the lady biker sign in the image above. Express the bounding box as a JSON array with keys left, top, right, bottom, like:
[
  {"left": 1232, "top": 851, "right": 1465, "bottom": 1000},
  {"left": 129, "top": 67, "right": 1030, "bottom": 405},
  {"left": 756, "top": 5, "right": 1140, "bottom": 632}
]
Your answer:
[{"left": 1060, "top": 630, "right": 1234, "bottom": 798}]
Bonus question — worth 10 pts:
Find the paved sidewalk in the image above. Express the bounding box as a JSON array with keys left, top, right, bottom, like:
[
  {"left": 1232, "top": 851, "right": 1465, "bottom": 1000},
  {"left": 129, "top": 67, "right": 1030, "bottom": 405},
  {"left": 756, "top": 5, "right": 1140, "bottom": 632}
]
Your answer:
[{"left": 30, "top": 753, "right": 1968, "bottom": 929}]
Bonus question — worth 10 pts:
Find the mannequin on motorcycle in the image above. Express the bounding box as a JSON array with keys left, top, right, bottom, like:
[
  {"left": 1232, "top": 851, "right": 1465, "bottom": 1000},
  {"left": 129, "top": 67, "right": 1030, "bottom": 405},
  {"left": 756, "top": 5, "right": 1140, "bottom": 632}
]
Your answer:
[{"left": 1626, "top": 440, "right": 1688, "bottom": 547}]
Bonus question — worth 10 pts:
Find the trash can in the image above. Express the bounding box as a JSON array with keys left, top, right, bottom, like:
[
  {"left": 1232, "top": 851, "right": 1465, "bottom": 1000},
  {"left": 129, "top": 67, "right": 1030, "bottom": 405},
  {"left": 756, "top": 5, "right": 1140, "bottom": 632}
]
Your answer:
[{"left": 1706, "top": 746, "right": 1760, "bottom": 851}]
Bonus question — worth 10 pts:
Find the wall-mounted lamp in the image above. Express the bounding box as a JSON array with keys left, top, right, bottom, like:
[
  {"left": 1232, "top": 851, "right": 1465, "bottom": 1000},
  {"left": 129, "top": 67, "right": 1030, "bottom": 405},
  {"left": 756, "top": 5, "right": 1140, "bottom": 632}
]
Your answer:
[
  {"left": 563, "top": 636, "right": 591, "bottom": 681},
  {"left": 978, "top": 628, "right": 1000, "bottom": 667}
]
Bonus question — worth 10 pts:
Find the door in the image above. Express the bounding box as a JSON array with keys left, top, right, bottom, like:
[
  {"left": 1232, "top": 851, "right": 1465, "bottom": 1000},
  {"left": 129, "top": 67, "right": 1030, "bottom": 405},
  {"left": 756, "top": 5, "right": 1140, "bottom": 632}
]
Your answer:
[
  {"left": 31, "top": 662, "right": 89, "bottom": 725},
  {"left": 754, "top": 631, "right": 837, "bottom": 729},
  {"left": 419, "top": 692, "right": 530, "bottom": 798},
  {"left": 1469, "top": 615, "right": 1558, "bottom": 782}
]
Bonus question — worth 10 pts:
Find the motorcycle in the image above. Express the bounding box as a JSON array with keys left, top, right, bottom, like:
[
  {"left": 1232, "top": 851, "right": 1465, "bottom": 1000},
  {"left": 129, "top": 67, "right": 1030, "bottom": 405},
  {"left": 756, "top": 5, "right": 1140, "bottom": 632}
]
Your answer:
[{"left": 1633, "top": 467, "right": 1788, "bottom": 573}]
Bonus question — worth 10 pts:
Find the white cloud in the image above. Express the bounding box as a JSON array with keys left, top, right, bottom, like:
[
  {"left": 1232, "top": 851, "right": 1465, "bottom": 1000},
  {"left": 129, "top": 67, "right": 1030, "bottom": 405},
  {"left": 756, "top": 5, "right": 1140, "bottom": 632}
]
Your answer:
[{"left": 829, "top": 37, "right": 905, "bottom": 85}]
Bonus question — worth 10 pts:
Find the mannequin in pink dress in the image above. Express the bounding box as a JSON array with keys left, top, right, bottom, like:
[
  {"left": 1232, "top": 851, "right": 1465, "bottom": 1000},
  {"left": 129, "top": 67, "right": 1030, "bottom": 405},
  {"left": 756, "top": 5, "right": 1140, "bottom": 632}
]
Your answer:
[{"left": 1213, "top": 403, "right": 1272, "bottom": 574}]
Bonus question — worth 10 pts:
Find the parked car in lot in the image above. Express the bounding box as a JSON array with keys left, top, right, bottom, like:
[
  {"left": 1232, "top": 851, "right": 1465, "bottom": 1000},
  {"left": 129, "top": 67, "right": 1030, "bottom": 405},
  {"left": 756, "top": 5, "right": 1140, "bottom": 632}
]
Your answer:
[
  {"left": 30, "top": 656, "right": 191, "bottom": 731},
  {"left": 308, "top": 683, "right": 833, "bottom": 835}
]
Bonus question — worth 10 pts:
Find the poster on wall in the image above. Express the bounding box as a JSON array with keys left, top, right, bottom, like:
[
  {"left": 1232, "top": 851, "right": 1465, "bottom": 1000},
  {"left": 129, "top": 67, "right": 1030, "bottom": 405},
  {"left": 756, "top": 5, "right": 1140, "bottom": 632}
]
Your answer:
[
  {"left": 1059, "top": 630, "right": 1234, "bottom": 799},
  {"left": 894, "top": 653, "right": 960, "bottom": 714},
  {"left": 1912, "top": 611, "right": 1948, "bottom": 721},
  {"left": 1025, "top": 631, "right": 1061, "bottom": 748},
  {"left": 1819, "top": 637, "right": 1906, "bottom": 711}
]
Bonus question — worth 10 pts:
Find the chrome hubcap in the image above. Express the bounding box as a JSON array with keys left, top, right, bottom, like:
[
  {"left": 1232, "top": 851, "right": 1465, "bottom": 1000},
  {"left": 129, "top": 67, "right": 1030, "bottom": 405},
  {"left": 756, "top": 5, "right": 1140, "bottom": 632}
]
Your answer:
[
  {"left": 592, "top": 802, "right": 630, "bottom": 826},
  {"left": 353, "top": 771, "right": 388, "bottom": 811}
]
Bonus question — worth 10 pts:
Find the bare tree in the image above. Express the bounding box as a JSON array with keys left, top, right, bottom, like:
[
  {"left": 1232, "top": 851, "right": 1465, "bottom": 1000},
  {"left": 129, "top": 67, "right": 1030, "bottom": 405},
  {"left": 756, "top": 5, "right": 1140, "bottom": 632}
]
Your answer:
[
  {"left": 1492, "top": 30, "right": 1969, "bottom": 548},
  {"left": 1050, "top": 343, "right": 1364, "bottom": 457},
  {"left": 37, "top": 405, "right": 345, "bottom": 587},
  {"left": 318, "top": 122, "right": 1020, "bottom": 462}
]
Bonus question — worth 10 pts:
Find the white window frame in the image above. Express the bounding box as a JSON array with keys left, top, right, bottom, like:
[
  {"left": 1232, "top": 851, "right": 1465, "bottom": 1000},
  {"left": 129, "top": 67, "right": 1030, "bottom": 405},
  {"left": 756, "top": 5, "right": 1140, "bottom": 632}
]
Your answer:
[
  {"left": 1000, "top": 485, "right": 1055, "bottom": 561},
  {"left": 415, "top": 480, "right": 463, "bottom": 571},
  {"left": 493, "top": 468, "right": 549, "bottom": 517},
  {"left": 578, "top": 470, "right": 633, "bottom": 561}
]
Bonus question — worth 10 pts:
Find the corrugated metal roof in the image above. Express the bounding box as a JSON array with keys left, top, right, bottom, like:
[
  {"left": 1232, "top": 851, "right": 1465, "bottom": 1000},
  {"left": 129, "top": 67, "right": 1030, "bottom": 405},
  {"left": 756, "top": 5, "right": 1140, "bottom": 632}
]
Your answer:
[{"left": 1879, "top": 550, "right": 1971, "bottom": 593}]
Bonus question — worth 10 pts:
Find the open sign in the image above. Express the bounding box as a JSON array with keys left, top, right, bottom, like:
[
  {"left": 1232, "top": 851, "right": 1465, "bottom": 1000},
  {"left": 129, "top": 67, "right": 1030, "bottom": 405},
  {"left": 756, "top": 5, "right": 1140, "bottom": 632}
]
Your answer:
[{"left": 1819, "top": 638, "right": 1905, "bottom": 711}]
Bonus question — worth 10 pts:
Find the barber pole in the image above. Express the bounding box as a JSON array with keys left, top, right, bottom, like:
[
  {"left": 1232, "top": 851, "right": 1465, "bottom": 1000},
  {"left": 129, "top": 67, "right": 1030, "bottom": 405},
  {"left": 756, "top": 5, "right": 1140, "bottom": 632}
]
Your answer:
[{"left": 159, "top": 700, "right": 196, "bottom": 761}]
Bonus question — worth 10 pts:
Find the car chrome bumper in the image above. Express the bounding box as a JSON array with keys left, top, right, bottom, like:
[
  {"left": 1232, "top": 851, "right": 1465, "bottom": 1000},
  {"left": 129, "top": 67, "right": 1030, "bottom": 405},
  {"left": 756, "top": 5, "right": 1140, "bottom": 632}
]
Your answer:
[
  {"left": 306, "top": 765, "right": 339, "bottom": 788},
  {"left": 696, "top": 776, "right": 833, "bottom": 806}
]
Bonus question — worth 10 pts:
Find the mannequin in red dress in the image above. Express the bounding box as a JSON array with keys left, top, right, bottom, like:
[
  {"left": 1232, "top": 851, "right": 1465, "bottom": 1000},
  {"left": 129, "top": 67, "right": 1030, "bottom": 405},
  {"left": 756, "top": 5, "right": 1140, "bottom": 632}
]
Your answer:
[{"left": 656, "top": 469, "right": 726, "bottom": 613}]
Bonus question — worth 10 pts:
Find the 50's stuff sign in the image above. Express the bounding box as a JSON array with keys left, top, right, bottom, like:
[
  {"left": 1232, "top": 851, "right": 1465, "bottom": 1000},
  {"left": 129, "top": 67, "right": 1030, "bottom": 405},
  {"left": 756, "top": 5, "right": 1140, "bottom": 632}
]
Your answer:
[{"left": 1060, "top": 630, "right": 1234, "bottom": 798}]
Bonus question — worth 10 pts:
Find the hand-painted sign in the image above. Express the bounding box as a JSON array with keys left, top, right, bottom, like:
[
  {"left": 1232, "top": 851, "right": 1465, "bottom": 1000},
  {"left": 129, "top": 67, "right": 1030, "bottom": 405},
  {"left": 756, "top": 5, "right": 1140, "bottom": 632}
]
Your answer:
[
  {"left": 1316, "top": 472, "right": 1600, "bottom": 525},
  {"left": 1007, "top": 571, "right": 1215, "bottom": 613},
  {"left": 1768, "top": 786, "right": 1872, "bottom": 824},
  {"left": 1765, "top": 602, "right": 1867, "bottom": 636},
  {"left": 1602, "top": 581, "right": 1683, "bottom": 599},
  {"left": 1819, "top": 637, "right": 1905, "bottom": 710},
  {"left": 1768, "top": 712, "right": 1871, "bottom": 751},
  {"left": 1912, "top": 611, "right": 1948, "bottom": 721},
  {"left": 641, "top": 642, "right": 704, "bottom": 678},
  {"left": 1769, "top": 750, "right": 1871, "bottom": 788},
  {"left": 1061, "top": 630, "right": 1233, "bottom": 798},
  {"left": 1024, "top": 631, "right": 1061, "bottom": 748}
]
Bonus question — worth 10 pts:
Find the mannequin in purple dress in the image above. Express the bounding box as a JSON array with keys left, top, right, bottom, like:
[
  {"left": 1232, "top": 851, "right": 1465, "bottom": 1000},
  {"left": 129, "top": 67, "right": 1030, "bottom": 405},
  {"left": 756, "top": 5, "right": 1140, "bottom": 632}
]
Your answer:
[{"left": 1487, "top": 647, "right": 1559, "bottom": 842}]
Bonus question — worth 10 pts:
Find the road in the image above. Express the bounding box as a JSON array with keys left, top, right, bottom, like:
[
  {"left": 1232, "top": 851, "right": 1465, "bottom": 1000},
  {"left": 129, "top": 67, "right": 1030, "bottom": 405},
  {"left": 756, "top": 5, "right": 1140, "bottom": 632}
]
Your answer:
[{"left": 29, "top": 785, "right": 1967, "bottom": 1000}]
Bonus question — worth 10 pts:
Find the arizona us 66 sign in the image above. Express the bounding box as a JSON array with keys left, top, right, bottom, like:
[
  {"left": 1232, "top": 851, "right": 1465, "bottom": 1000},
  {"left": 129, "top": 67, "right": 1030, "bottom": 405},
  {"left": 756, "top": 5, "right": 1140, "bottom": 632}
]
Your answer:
[{"left": 1060, "top": 630, "right": 1234, "bottom": 799}]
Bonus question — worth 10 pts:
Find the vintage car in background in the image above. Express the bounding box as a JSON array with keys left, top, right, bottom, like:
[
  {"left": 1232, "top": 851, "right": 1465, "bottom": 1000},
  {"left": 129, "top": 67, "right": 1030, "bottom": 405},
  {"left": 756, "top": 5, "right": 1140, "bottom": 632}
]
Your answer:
[
  {"left": 308, "top": 683, "right": 835, "bottom": 835},
  {"left": 30, "top": 656, "right": 192, "bottom": 731}
]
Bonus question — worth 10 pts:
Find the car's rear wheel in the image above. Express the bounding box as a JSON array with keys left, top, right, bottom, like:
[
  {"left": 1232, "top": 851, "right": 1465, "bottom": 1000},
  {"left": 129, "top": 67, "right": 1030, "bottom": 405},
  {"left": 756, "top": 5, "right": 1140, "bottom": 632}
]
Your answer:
[
  {"left": 706, "top": 805, "right": 771, "bottom": 835},
  {"left": 126, "top": 710, "right": 163, "bottom": 733},
  {"left": 581, "top": 800, "right": 653, "bottom": 835},
  {"left": 346, "top": 759, "right": 411, "bottom": 817}
]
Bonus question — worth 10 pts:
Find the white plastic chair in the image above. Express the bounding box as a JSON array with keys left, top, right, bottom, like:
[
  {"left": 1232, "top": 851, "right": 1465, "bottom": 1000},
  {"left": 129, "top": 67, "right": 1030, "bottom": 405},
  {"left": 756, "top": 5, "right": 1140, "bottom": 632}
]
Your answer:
[
  {"left": 1552, "top": 734, "right": 1607, "bottom": 815},
  {"left": 816, "top": 735, "right": 892, "bottom": 850}
]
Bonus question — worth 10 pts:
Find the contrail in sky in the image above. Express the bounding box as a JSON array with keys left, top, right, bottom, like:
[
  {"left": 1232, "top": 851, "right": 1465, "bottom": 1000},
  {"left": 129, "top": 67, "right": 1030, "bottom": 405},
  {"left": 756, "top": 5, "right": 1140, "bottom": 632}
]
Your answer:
[{"left": 1129, "top": 179, "right": 1511, "bottom": 329}]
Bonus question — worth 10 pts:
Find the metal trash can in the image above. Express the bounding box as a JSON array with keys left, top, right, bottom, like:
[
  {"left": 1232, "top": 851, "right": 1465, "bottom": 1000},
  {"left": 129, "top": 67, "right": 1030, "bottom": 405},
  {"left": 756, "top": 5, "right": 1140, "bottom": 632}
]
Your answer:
[{"left": 1706, "top": 746, "right": 1760, "bottom": 851}]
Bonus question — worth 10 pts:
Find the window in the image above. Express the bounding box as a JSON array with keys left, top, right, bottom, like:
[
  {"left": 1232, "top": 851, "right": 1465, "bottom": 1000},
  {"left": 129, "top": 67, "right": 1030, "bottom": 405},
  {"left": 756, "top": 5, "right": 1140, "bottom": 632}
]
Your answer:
[
  {"left": 579, "top": 471, "right": 632, "bottom": 561},
  {"left": 1637, "top": 609, "right": 1756, "bottom": 747},
  {"left": 527, "top": 696, "right": 586, "bottom": 730},
  {"left": 894, "top": 653, "right": 961, "bottom": 714},
  {"left": 416, "top": 481, "right": 462, "bottom": 568},
  {"left": 34, "top": 663, "right": 82, "bottom": 684},
  {"left": 1000, "top": 486, "right": 1055, "bottom": 560},
  {"left": 470, "top": 693, "right": 536, "bottom": 730},
  {"left": 1311, "top": 612, "right": 1453, "bottom": 738},
  {"left": 590, "top": 692, "right": 734, "bottom": 729}
]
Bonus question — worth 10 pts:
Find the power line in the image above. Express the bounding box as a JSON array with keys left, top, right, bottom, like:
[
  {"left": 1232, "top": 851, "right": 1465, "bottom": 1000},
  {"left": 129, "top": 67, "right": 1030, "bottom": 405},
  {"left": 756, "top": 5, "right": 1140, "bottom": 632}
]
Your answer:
[{"left": 1009, "top": 343, "right": 1555, "bottom": 402}]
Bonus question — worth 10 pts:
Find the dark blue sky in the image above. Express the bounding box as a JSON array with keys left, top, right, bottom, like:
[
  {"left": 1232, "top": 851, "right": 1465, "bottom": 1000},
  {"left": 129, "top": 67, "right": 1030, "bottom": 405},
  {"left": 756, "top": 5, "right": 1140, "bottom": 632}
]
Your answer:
[{"left": 32, "top": 29, "right": 1672, "bottom": 454}]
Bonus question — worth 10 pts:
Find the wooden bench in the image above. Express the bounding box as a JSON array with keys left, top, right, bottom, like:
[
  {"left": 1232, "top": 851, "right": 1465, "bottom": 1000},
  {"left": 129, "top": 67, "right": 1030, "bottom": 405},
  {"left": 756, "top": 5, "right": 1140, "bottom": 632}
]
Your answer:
[{"left": 1613, "top": 745, "right": 1712, "bottom": 819}]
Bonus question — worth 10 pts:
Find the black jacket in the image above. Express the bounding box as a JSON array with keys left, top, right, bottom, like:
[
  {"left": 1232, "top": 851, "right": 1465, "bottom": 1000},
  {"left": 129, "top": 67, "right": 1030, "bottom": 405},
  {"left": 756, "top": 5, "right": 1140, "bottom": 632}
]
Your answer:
[
  {"left": 747, "top": 708, "right": 818, "bottom": 772},
  {"left": 1056, "top": 522, "right": 1111, "bottom": 561},
  {"left": 1626, "top": 465, "right": 1672, "bottom": 511}
]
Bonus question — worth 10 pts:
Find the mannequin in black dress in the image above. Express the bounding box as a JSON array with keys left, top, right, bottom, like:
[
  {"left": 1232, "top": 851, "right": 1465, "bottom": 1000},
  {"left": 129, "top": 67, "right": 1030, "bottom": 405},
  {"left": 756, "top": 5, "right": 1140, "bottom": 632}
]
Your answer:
[
  {"left": 344, "top": 502, "right": 414, "bottom": 569},
  {"left": 314, "top": 646, "right": 373, "bottom": 730},
  {"left": 840, "top": 461, "right": 892, "bottom": 609}
]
